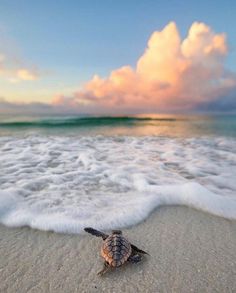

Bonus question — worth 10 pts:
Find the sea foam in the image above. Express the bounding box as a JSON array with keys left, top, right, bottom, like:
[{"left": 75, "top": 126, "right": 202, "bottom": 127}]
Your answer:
[{"left": 0, "top": 135, "right": 236, "bottom": 234}]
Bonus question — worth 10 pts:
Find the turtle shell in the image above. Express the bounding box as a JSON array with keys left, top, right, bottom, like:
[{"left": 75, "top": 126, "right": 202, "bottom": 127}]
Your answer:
[{"left": 101, "top": 234, "right": 132, "bottom": 267}]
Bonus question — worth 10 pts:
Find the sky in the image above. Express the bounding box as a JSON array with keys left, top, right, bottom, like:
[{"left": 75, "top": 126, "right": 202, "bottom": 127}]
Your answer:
[{"left": 0, "top": 0, "right": 236, "bottom": 114}]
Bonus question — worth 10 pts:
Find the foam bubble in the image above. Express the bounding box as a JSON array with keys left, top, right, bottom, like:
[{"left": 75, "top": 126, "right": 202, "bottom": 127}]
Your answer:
[{"left": 0, "top": 135, "right": 236, "bottom": 234}]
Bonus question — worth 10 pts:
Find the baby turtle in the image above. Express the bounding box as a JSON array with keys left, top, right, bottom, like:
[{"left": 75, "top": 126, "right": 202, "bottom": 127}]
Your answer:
[{"left": 84, "top": 227, "right": 148, "bottom": 275}]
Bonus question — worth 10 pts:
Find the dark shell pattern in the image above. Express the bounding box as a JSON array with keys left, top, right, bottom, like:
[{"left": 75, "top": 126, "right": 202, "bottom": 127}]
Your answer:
[{"left": 101, "top": 234, "right": 132, "bottom": 267}]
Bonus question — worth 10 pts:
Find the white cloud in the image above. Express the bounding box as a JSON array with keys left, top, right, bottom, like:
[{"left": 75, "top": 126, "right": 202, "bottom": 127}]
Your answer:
[{"left": 0, "top": 39, "right": 39, "bottom": 82}]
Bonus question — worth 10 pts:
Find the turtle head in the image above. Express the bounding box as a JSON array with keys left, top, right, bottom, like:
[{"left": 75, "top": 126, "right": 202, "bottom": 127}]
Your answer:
[{"left": 112, "top": 230, "right": 122, "bottom": 235}]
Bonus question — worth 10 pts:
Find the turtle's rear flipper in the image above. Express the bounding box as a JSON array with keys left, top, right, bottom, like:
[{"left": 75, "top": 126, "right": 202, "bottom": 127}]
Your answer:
[
  {"left": 84, "top": 227, "right": 108, "bottom": 240},
  {"left": 131, "top": 244, "right": 149, "bottom": 255},
  {"left": 97, "top": 261, "right": 110, "bottom": 276}
]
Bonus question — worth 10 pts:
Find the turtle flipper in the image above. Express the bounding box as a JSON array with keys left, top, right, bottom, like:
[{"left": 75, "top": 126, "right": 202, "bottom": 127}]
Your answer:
[
  {"left": 131, "top": 244, "right": 149, "bottom": 255},
  {"left": 97, "top": 261, "right": 110, "bottom": 276},
  {"left": 128, "top": 254, "right": 142, "bottom": 263},
  {"left": 84, "top": 227, "right": 108, "bottom": 240}
]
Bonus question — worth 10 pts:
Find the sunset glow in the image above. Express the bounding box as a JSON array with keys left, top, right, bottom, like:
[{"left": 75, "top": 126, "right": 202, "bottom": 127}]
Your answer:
[
  {"left": 0, "top": 1, "right": 236, "bottom": 114},
  {"left": 53, "top": 22, "right": 236, "bottom": 114}
]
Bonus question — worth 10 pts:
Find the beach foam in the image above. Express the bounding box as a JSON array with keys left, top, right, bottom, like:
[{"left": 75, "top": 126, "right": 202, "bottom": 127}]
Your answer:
[{"left": 0, "top": 135, "right": 236, "bottom": 234}]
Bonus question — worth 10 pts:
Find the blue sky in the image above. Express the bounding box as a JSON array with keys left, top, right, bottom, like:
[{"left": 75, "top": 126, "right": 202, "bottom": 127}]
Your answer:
[
  {"left": 1, "top": 0, "right": 236, "bottom": 73},
  {"left": 0, "top": 0, "right": 236, "bottom": 113}
]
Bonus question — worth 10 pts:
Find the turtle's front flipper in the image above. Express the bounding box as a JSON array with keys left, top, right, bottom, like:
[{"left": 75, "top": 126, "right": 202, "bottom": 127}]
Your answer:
[
  {"left": 131, "top": 244, "right": 149, "bottom": 255},
  {"left": 97, "top": 262, "right": 110, "bottom": 276},
  {"left": 84, "top": 227, "right": 108, "bottom": 240},
  {"left": 128, "top": 254, "right": 142, "bottom": 263}
]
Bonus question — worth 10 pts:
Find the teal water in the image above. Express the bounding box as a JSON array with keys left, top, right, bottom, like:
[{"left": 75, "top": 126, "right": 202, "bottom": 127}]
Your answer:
[{"left": 0, "top": 114, "right": 235, "bottom": 137}]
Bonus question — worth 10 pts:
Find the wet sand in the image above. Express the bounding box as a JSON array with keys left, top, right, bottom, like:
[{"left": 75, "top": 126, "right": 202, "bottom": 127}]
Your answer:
[{"left": 1, "top": 206, "right": 236, "bottom": 293}]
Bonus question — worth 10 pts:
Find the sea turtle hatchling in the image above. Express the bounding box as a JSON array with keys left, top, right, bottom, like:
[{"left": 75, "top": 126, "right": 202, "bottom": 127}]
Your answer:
[{"left": 84, "top": 227, "right": 149, "bottom": 275}]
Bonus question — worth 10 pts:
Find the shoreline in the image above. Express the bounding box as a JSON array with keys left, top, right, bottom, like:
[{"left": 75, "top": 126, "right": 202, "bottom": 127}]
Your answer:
[{"left": 1, "top": 206, "right": 236, "bottom": 293}]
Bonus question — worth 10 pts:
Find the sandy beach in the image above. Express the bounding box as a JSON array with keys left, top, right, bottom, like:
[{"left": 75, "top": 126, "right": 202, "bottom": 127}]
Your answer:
[{"left": 1, "top": 206, "right": 236, "bottom": 293}]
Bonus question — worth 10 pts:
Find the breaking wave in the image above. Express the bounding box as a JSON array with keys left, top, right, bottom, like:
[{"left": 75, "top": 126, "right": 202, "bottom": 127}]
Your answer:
[
  {"left": 0, "top": 116, "right": 177, "bottom": 128},
  {"left": 0, "top": 135, "right": 236, "bottom": 234}
]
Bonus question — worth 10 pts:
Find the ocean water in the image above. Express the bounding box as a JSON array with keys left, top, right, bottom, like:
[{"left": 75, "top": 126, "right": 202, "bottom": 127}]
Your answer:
[{"left": 0, "top": 114, "right": 236, "bottom": 234}]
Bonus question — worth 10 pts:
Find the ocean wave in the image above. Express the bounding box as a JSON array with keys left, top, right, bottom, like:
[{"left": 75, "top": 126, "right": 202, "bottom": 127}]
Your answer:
[
  {"left": 0, "top": 135, "right": 236, "bottom": 234},
  {"left": 0, "top": 116, "right": 177, "bottom": 128}
]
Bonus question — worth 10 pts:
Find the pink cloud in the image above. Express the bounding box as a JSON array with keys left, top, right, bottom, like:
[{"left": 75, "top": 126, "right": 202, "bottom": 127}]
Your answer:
[{"left": 53, "top": 21, "right": 236, "bottom": 114}]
